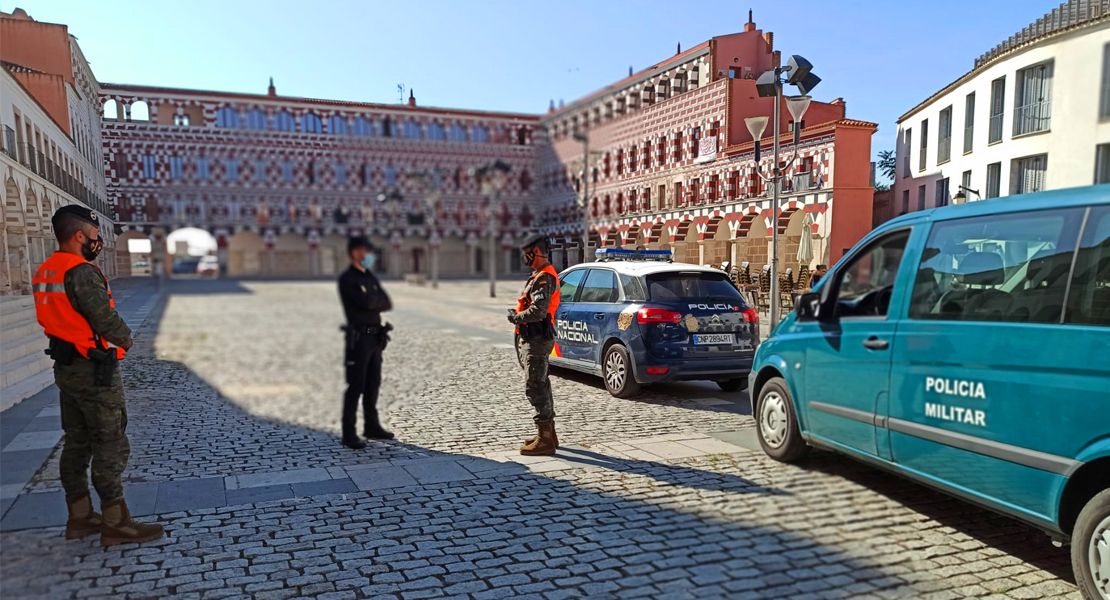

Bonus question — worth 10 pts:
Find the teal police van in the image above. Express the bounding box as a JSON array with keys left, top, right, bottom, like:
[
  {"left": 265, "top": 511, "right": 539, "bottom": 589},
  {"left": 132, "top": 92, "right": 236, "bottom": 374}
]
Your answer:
[{"left": 748, "top": 185, "right": 1110, "bottom": 600}]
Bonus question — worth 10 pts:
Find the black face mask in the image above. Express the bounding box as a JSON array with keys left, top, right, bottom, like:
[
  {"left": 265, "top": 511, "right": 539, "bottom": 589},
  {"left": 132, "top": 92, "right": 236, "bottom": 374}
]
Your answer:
[{"left": 81, "top": 233, "right": 103, "bottom": 261}]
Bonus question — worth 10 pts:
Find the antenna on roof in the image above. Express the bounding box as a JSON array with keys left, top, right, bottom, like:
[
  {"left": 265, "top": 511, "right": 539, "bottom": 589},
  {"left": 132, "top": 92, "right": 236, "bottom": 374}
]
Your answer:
[{"left": 397, "top": 83, "right": 405, "bottom": 104}]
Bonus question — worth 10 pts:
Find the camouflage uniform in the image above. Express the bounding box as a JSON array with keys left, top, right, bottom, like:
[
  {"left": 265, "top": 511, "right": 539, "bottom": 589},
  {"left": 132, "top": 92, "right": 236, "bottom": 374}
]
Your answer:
[
  {"left": 56, "top": 264, "right": 133, "bottom": 503},
  {"left": 510, "top": 268, "right": 557, "bottom": 423}
]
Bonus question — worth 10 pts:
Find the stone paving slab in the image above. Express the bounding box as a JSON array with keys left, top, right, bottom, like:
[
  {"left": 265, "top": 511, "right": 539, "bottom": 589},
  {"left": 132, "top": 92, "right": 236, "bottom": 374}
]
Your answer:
[
  {"left": 402, "top": 459, "right": 477, "bottom": 484},
  {"left": 290, "top": 478, "right": 358, "bottom": 497},
  {"left": 234, "top": 467, "right": 331, "bottom": 489},
  {"left": 225, "top": 483, "right": 296, "bottom": 505},
  {"left": 347, "top": 466, "right": 419, "bottom": 491},
  {"left": 154, "top": 477, "right": 225, "bottom": 513},
  {"left": 1, "top": 430, "right": 63, "bottom": 452},
  {"left": 0, "top": 491, "right": 66, "bottom": 530}
]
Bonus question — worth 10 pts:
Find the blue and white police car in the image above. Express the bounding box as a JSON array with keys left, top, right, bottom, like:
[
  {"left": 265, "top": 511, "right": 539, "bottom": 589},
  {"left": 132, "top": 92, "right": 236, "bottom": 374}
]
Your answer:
[{"left": 518, "top": 248, "right": 760, "bottom": 398}]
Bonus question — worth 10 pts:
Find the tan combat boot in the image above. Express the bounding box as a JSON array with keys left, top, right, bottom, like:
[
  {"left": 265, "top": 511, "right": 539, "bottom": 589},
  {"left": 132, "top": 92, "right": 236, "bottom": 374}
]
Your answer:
[
  {"left": 100, "top": 498, "right": 164, "bottom": 547},
  {"left": 520, "top": 420, "right": 557, "bottom": 456},
  {"left": 523, "top": 424, "right": 559, "bottom": 449},
  {"left": 64, "top": 494, "right": 103, "bottom": 540}
]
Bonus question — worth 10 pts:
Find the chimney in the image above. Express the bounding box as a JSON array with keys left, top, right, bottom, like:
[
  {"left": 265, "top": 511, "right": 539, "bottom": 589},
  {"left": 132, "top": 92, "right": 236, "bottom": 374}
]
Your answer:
[
  {"left": 772, "top": 50, "right": 781, "bottom": 69},
  {"left": 677, "top": 42, "right": 681, "bottom": 54},
  {"left": 267, "top": 77, "right": 276, "bottom": 96},
  {"left": 830, "top": 97, "right": 846, "bottom": 118},
  {"left": 629, "top": 65, "right": 633, "bottom": 77},
  {"left": 764, "top": 32, "right": 773, "bottom": 53},
  {"left": 745, "top": 9, "right": 756, "bottom": 32},
  {"left": 548, "top": 99, "right": 556, "bottom": 114},
  {"left": 408, "top": 89, "right": 416, "bottom": 107}
]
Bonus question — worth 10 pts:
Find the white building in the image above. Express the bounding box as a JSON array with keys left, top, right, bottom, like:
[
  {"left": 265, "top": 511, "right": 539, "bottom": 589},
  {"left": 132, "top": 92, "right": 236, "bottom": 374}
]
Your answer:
[{"left": 894, "top": 0, "right": 1110, "bottom": 216}]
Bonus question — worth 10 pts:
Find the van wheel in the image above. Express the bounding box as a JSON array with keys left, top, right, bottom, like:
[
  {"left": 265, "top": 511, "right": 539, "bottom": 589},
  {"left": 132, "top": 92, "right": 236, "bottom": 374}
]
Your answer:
[
  {"left": 1072, "top": 488, "right": 1110, "bottom": 600},
  {"left": 602, "top": 344, "right": 640, "bottom": 398},
  {"left": 755, "top": 377, "right": 809, "bottom": 462},
  {"left": 717, "top": 378, "right": 748, "bottom": 392}
]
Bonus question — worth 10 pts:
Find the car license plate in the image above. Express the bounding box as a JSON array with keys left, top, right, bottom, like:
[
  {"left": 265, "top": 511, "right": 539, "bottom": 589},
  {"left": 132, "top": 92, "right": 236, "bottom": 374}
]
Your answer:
[{"left": 693, "top": 333, "right": 733, "bottom": 345}]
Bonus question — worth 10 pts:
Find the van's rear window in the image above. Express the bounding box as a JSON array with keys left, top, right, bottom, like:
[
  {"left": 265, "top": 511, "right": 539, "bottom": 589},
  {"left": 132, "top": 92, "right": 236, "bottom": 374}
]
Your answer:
[{"left": 646, "top": 273, "right": 745, "bottom": 303}]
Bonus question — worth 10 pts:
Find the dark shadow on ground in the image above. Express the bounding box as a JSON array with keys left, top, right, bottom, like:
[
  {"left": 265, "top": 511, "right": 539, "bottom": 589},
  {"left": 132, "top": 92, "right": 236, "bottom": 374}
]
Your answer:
[{"left": 549, "top": 364, "right": 752, "bottom": 416}]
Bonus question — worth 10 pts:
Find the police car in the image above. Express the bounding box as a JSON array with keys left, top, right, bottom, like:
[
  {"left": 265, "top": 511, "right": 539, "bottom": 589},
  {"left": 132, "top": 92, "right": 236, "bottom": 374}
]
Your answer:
[{"left": 517, "top": 248, "right": 760, "bottom": 398}]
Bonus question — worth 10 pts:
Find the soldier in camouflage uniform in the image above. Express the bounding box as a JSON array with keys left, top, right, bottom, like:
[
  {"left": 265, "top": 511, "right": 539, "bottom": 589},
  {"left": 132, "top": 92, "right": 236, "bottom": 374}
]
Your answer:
[
  {"left": 33, "top": 206, "right": 163, "bottom": 546},
  {"left": 508, "top": 233, "right": 561, "bottom": 456}
]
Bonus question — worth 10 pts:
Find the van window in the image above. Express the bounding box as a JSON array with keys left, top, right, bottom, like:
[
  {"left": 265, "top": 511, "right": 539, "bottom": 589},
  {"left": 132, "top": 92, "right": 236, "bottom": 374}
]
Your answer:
[
  {"left": 833, "top": 231, "right": 909, "bottom": 318},
  {"left": 1065, "top": 206, "right": 1110, "bottom": 326},
  {"left": 579, "top": 269, "right": 619, "bottom": 303},
  {"left": 908, "top": 208, "right": 1085, "bottom": 323},
  {"left": 559, "top": 269, "right": 586, "bottom": 302},
  {"left": 620, "top": 273, "right": 648, "bottom": 302},
  {"left": 646, "top": 272, "right": 745, "bottom": 302}
]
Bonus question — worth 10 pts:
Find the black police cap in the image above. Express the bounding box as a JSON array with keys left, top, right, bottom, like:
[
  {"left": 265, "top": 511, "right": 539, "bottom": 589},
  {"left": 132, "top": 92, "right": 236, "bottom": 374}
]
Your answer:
[
  {"left": 52, "top": 205, "right": 99, "bottom": 229},
  {"left": 347, "top": 235, "right": 374, "bottom": 253},
  {"left": 519, "top": 232, "right": 550, "bottom": 251}
]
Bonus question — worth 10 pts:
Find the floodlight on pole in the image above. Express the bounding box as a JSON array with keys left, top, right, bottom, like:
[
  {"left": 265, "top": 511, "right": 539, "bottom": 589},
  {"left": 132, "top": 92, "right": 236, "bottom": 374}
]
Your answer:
[{"left": 744, "top": 116, "right": 769, "bottom": 162}]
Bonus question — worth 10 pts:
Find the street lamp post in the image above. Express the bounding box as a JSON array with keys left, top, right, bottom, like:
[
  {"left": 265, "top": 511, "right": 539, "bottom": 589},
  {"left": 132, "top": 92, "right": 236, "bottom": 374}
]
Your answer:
[
  {"left": 469, "top": 160, "right": 512, "bottom": 298},
  {"left": 573, "top": 131, "right": 590, "bottom": 263},
  {"left": 407, "top": 169, "right": 444, "bottom": 288},
  {"left": 376, "top": 188, "right": 404, "bottom": 278},
  {"left": 745, "top": 55, "right": 821, "bottom": 328}
]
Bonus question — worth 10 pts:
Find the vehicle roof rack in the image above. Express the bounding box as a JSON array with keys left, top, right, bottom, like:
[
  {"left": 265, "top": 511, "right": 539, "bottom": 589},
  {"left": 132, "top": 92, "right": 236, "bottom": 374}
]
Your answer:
[{"left": 594, "top": 248, "right": 673, "bottom": 262}]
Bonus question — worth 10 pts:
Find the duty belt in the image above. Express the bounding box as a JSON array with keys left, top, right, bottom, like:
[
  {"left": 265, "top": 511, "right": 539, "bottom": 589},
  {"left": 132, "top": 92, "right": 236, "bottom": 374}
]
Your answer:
[{"left": 340, "top": 324, "right": 384, "bottom": 335}]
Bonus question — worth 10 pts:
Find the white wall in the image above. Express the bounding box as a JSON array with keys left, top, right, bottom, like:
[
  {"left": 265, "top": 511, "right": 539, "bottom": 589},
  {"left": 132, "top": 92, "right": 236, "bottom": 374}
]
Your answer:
[{"left": 894, "top": 21, "right": 1110, "bottom": 216}]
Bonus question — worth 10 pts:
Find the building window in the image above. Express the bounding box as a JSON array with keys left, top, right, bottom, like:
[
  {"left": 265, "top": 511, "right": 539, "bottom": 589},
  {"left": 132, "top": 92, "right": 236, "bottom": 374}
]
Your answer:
[
  {"left": 275, "top": 111, "right": 295, "bottom": 132},
  {"left": 141, "top": 155, "right": 156, "bottom": 178},
  {"left": 174, "top": 114, "right": 190, "bottom": 126},
  {"left": 1097, "top": 144, "right": 1110, "bottom": 184},
  {"left": 302, "top": 113, "right": 322, "bottom": 133},
  {"left": 335, "top": 163, "right": 346, "bottom": 185},
  {"left": 196, "top": 157, "right": 210, "bottom": 180},
  {"left": 986, "top": 162, "right": 1002, "bottom": 198},
  {"left": 225, "top": 159, "right": 238, "bottom": 181},
  {"left": 902, "top": 190, "right": 909, "bottom": 213},
  {"left": 449, "top": 124, "right": 467, "bottom": 142},
  {"left": 919, "top": 119, "right": 928, "bottom": 172},
  {"left": 254, "top": 160, "right": 266, "bottom": 182},
  {"left": 247, "top": 109, "right": 267, "bottom": 130},
  {"left": 216, "top": 107, "right": 239, "bottom": 128},
  {"left": 961, "top": 170, "right": 972, "bottom": 200},
  {"left": 281, "top": 160, "right": 293, "bottom": 183},
  {"left": 328, "top": 115, "right": 348, "bottom": 135},
  {"left": 170, "top": 156, "right": 183, "bottom": 179},
  {"left": 1014, "top": 62, "right": 1053, "bottom": 136},
  {"left": 989, "top": 77, "right": 1005, "bottom": 144},
  {"left": 385, "top": 165, "right": 396, "bottom": 186},
  {"left": 361, "top": 164, "right": 371, "bottom": 186},
  {"left": 1012, "top": 154, "right": 1047, "bottom": 195},
  {"left": 427, "top": 122, "right": 445, "bottom": 140},
  {"left": 935, "top": 177, "right": 950, "bottom": 208},
  {"left": 1102, "top": 44, "right": 1110, "bottom": 119},
  {"left": 353, "top": 117, "right": 374, "bottom": 136},
  {"left": 963, "top": 93, "right": 975, "bottom": 154},
  {"left": 381, "top": 118, "right": 393, "bottom": 137},
  {"left": 692, "top": 127, "right": 701, "bottom": 158},
  {"left": 937, "top": 106, "right": 952, "bottom": 164},
  {"left": 917, "top": 185, "right": 926, "bottom": 211},
  {"left": 903, "top": 129, "right": 911, "bottom": 177},
  {"left": 472, "top": 125, "right": 489, "bottom": 143},
  {"left": 402, "top": 120, "right": 421, "bottom": 139}
]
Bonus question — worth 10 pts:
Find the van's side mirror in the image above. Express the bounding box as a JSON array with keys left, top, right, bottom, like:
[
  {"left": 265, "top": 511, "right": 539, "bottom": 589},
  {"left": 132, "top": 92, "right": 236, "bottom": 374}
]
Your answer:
[{"left": 795, "top": 292, "right": 821, "bottom": 321}]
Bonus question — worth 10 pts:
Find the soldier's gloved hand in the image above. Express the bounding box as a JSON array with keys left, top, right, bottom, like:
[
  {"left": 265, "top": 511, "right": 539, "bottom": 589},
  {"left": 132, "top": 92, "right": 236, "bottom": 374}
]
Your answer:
[{"left": 507, "top": 309, "right": 521, "bottom": 324}]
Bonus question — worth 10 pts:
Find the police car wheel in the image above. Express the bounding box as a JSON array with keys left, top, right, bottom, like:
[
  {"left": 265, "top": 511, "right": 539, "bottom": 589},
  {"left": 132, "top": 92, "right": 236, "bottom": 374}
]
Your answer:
[
  {"left": 602, "top": 344, "right": 640, "bottom": 398},
  {"left": 755, "top": 377, "right": 808, "bottom": 462},
  {"left": 1072, "top": 488, "right": 1110, "bottom": 600},
  {"left": 716, "top": 378, "right": 748, "bottom": 392}
]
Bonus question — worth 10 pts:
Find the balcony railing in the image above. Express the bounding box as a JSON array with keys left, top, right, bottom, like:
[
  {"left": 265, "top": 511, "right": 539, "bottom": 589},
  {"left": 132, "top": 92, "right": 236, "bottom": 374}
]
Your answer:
[
  {"left": 989, "top": 112, "right": 1004, "bottom": 144},
  {"left": 2, "top": 126, "right": 16, "bottom": 160},
  {"left": 1014, "top": 100, "right": 1051, "bottom": 136}
]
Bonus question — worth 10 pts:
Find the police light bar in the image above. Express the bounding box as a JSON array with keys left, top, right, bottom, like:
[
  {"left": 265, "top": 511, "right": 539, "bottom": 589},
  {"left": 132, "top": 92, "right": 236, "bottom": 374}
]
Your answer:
[{"left": 594, "top": 248, "right": 673, "bottom": 262}]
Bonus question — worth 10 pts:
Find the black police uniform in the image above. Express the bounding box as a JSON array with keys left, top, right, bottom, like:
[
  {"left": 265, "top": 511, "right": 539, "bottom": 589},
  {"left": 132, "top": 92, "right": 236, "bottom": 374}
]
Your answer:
[{"left": 338, "top": 265, "right": 393, "bottom": 443}]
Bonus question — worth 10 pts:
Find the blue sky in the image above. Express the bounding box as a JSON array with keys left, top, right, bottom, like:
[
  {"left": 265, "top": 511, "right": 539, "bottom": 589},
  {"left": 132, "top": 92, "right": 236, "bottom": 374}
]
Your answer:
[{"left": 10, "top": 0, "right": 1053, "bottom": 179}]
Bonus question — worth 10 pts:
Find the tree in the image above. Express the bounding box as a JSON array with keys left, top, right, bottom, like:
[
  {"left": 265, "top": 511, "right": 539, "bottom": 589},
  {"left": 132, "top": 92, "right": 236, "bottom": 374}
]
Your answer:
[{"left": 877, "top": 150, "right": 897, "bottom": 182}]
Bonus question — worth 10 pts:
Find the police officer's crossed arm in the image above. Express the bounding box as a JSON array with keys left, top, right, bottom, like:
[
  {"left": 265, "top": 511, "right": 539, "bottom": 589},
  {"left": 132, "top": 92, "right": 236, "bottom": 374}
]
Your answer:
[
  {"left": 340, "top": 273, "right": 392, "bottom": 313},
  {"left": 65, "top": 264, "right": 133, "bottom": 351},
  {"left": 509, "top": 273, "right": 556, "bottom": 324}
]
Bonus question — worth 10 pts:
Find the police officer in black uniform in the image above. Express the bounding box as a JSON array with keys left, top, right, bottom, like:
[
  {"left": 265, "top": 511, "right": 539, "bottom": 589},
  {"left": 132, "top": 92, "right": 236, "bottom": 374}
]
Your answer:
[{"left": 338, "top": 236, "right": 394, "bottom": 449}]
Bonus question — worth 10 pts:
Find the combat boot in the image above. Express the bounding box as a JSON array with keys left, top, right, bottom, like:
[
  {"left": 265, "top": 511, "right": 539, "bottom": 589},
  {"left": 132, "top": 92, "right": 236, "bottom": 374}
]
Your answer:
[
  {"left": 100, "top": 498, "right": 164, "bottom": 547},
  {"left": 520, "top": 420, "right": 557, "bottom": 456},
  {"left": 64, "top": 493, "right": 103, "bottom": 540},
  {"left": 363, "top": 416, "right": 394, "bottom": 440},
  {"left": 523, "top": 424, "right": 559, "bottom": 449}
]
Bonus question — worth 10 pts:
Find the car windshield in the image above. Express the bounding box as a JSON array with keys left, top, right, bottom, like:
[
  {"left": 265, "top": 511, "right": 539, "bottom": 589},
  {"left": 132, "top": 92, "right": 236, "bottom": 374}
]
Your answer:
[{"left": 646, "top": 272, "right": 745, "bottom": 304}]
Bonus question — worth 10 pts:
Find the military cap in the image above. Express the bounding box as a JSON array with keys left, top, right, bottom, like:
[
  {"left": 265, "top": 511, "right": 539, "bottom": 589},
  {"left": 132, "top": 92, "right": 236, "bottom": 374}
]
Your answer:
[
  {"left": 52, "top": 205, "right": 99, "bottom": 230},
  {"left": 519, "top": 232, "right": 550, "bottom": 251},
  {"left": 347, "top": 235, "right": 374, "bottom": 253}
]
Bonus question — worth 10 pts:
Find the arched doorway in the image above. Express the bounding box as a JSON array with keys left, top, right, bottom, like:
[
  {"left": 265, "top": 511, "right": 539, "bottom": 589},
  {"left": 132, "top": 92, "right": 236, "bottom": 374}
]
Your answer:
[
  {"left": 228, "top": 230, "right": 264, "bottom": 276},
  {"left": 4, "top": 179, "right": 29, "bottom": 294},
  {"left": 167, "top": 227, "right": 217, "bottom": 277},
  {"left": 273, "top": 233, "right": 310, "bottom": 276}
]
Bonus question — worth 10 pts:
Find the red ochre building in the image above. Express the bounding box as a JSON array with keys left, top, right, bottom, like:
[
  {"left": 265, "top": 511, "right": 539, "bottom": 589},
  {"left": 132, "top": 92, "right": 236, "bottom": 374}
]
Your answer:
[{"left": 104, "top": 13, "right": 876, "bottom": 279}]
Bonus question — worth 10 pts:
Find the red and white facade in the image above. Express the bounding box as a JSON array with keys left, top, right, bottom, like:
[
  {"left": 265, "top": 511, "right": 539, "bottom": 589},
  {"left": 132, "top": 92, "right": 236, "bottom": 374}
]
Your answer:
[{"left": 102, "top": 83, "right": 539, "bottom": 277}]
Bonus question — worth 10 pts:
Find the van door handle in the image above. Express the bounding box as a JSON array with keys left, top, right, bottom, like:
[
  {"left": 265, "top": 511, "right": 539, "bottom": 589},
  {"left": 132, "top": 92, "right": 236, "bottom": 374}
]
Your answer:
[
  {"left": 862, "top": 337, "right": 889, "bottom": 350},
  {"left": 593, "top": 313, "right": 606, "bottom": 320}
]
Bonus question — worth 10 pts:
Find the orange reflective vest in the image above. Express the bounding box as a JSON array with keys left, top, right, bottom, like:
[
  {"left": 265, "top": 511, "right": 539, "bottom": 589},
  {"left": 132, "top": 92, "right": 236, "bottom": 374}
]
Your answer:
[
  {"left": 32, "top": 252, "right": 125, "bottom": 360},
  {"left": 514, "top": 264, "right": 561, "bottom": 332}
]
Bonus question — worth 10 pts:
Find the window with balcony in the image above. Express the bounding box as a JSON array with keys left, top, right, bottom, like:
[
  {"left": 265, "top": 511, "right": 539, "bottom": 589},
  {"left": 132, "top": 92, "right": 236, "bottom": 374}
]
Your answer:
[
  {"left": 963, "top": 93, "right": 975, "bottom": 154},
  {"left": 616, "top": 149, "right": 623, "bottom": 175},
  {"left": 919, "top": 119, "right": 928, "bottom": 172},
  {"left": 427, "top": 122, "right": 445, "bottom": 140},
  {"left": 692, "top": 127, "right": 701, "bottom": 158},
  {"left": 328, "top": 115, "right": 348, "bottom": 135},
  {"left": 472, "top": 125, "right": 490, "bottom": 143},
  {"left": 216, "top": 107, "right": 239, "bottom": 128},
  {"left": 989, "top": 77, "right": 1005, "bottom": 144},
  {"left": 275, "top": 111, "right": 295, "bottom": 132},
  {"left": 381, "top": 118, "right": 393, "bottom": 137},
  {"left": 196, "top": 157, "right": 210, "bottom": 180},
  {"left": 1012, "top": 154, "right": 1047, "bottom": 195},
  {"left": 142, "top": 155, "right": 156, "bottom": 179},
  {"left": 673, "top": 133, "right": 682, "bottom": 163},
  {"left": 937, "top": 106, "right": 952, "bottom": 164},
  {"left": 170, "top": 156, "right": 183, "bottom": 180},
  {"left": 986, "top": 162, "right": 1002, "bottom": 198},
  {"left": 225, "top": 159, "right": 238, "bottom": 181},
  {"left": 247, "top": 109, "right": 267, "bottom": 130},
  {"left": 385, "top": 165, "right": 397, "bottom": 186},
  {"left": 1014, "top": 62, "right": 1053, "bottom": 136},
  {"left": 303, "top": 113, "right": 323, "bottom": 134},
  {"left": 353, "top": 117, "right": 374, "bottom": 136},
  {"left": 403, "top": 120, "right": 421, "bottom": 139}
]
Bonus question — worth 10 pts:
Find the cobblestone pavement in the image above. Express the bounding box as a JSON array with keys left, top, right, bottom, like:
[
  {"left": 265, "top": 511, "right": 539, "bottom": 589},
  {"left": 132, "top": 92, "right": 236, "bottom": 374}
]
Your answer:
[{"left": 1, "top": 278, "right": 1080, "bottom": 599}]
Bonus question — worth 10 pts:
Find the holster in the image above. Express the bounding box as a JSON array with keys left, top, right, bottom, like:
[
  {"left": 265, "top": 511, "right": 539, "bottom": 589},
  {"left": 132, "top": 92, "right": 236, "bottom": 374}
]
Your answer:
[
  {"left": 380, "top": 323, "right": 393, "bottom": 352},
  {"left": 45, "top": 337, "right": 78, "bottom": 366},
  {"left": 85, "top": 347, "right": 118, "bottom": 387}
]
